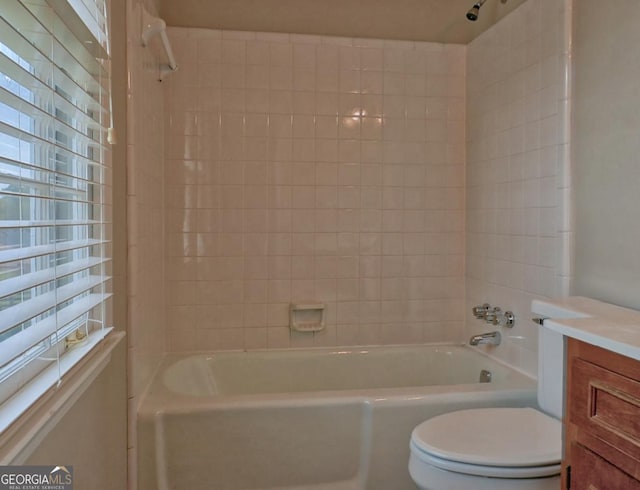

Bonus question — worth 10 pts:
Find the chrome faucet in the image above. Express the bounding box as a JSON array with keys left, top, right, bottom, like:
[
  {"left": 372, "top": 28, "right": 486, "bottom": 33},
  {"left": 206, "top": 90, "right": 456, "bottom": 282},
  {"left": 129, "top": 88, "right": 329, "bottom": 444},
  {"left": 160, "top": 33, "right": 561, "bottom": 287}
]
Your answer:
[{"left": 469, "top": 331, "right": 501, "bottom": 346}]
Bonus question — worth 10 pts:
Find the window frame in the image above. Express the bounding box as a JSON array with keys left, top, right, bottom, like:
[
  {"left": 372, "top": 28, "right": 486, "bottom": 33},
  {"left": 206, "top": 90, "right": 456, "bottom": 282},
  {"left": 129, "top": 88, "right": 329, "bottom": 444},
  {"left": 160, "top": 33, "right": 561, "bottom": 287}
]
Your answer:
[{"left": 0, "top": 0, "right": 114, "bottom": 435}]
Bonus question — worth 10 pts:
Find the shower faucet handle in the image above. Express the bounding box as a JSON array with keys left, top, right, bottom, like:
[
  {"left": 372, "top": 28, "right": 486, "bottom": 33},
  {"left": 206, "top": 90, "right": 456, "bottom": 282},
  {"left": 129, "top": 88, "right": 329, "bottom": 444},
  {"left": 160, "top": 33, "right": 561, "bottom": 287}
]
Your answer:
[
  {"left": 488, "top": 309, "right": 516, "bottom": 327},
  {"left": 472, "top": 303, "right": 490, "bottom": 319},
  {"left": 485, "top": 306, "right": 501, "bottom": 323},
  {"left": 501, "top": 311, "right": 515, "bottom": 328},
  {"left": 473, "top": 304, "right": 515, "bottom": 327}
]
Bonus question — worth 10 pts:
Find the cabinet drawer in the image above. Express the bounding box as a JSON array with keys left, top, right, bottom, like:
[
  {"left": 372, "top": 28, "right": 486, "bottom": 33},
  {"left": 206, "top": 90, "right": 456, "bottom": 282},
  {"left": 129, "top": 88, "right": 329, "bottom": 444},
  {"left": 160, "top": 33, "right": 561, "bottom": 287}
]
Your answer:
[
  {"left": 570, "top": 357, "right": 640, "bottom": 456},
  {"left": 572, "top": 443, "right": 640, "bottom": 489}
]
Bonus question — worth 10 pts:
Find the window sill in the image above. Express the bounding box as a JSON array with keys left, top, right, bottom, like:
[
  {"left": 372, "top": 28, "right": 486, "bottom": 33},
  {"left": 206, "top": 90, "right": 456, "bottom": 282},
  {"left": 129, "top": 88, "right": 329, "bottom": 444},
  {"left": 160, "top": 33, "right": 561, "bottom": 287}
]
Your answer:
[{"left": 0, "top": 329, "right": 125, "bottom": 464}]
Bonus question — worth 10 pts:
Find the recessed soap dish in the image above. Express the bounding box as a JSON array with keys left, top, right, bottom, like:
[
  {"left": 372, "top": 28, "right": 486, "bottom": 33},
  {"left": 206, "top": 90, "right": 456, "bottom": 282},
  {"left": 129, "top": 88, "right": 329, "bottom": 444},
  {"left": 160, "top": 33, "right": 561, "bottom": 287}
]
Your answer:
[{"left": 290, "top": 303, "right": 326, "bottom": 332}]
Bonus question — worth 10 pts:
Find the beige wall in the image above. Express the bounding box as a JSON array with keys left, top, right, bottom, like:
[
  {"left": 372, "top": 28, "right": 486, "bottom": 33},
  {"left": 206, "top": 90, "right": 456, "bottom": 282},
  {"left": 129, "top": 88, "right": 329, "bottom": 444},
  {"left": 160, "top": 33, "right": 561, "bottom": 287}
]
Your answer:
[
  {"left": 163, "top": 28, "right": 467, "bottom": 351},
  {"left": 465, "top": 0, "right": 572, "bottom": 374},
  {"left": 572, "top": 1, "right": 640, "bottom": 310},
  {"left": 25, "top": 342, "right": 127, "bottom": 490}
]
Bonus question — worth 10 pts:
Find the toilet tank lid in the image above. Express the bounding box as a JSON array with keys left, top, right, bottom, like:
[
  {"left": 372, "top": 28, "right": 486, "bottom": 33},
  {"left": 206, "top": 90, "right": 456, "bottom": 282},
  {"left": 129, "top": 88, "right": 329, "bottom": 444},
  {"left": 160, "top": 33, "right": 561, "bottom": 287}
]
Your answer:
[
  {"left": 410, "top": 407, "right": 561, "bottom": 468},
  {"left": 531, "top": 298, "right": 591, "bottom": 319}
]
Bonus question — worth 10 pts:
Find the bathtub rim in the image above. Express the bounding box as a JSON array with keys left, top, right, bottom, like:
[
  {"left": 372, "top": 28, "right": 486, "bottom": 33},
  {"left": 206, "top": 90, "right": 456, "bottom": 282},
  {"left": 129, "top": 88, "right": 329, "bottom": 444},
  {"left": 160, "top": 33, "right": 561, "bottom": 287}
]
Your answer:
[{"left": 138, "top": 342, "right": 537, "bottom": 416}]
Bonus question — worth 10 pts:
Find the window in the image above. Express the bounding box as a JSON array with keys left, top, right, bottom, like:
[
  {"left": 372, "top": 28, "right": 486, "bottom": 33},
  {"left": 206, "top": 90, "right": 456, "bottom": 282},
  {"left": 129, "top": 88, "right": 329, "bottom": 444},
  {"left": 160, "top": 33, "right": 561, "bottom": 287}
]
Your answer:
[{"left": 0, "top": 0, "right": 112, "bottom": 421}]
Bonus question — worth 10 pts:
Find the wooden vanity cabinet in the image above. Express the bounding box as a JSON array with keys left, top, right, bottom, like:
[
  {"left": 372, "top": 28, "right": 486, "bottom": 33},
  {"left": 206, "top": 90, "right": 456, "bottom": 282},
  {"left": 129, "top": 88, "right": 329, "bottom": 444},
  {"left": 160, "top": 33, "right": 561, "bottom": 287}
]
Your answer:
[{"left": 563, "top": 339, "right": 640, "bottom": 489}]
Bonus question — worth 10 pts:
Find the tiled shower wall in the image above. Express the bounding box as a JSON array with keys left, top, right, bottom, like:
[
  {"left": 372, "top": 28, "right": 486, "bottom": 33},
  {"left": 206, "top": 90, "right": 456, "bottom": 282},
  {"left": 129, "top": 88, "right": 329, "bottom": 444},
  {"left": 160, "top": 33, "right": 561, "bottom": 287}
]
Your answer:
[
  {"left": 163, "top": 29, "right": 467, "bottom": 351},
  {"left": 127, "top": 0, "right": 166, "bottom": 398},
  {"left": 465, "top": 0, "right": 572, "bottom": 374},
  {"left": 126, "top": 0, "right": 166, "bottom": 485}
]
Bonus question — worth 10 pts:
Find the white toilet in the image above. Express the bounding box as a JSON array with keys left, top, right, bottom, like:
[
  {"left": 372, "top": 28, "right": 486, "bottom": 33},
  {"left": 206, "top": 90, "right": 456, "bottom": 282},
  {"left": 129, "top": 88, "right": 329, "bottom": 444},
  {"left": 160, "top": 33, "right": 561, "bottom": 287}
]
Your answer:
[{"left": 408, "top": 301, "right": 568, "bottom": 490}]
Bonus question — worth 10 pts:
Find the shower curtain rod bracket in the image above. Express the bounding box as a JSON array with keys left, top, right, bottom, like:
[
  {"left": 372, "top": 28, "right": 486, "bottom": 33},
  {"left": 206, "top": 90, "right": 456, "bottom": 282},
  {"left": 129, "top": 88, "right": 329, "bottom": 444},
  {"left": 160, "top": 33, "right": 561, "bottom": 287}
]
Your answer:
[{"left": 141, "top": 7, "right": 178, "bottom": 81}]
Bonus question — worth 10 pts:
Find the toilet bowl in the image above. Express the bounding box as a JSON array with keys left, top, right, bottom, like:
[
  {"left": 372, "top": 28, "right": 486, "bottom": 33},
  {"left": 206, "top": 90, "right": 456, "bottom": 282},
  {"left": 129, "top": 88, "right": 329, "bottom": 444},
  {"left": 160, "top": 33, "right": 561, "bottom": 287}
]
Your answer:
[
  {"left": 408, "top": 299, "right": 579, "bottom": 490},
  {"left": 409, "top": 407, "right": 561, "bottom": 490}
]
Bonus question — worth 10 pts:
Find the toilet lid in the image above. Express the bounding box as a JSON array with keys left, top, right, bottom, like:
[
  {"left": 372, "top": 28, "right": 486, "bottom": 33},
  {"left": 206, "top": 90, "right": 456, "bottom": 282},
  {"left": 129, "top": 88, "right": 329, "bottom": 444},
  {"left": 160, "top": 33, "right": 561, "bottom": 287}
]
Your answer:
[{"left": 411, "top": 407, "right": 561, "bottom": 469}]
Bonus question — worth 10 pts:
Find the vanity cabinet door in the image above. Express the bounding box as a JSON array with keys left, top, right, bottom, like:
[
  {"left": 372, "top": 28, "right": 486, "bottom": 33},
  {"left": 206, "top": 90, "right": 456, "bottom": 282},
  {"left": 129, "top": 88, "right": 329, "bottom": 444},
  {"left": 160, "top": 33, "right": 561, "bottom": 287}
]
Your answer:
[
  {"left": 571, "top": 443, "right": 640, "bottom": 490},
  {"left": 564, "top": 339, "right": 640, "bottom": 489},
  {"left": 570, "top": 357, "right": 640, "bottom": 458}
]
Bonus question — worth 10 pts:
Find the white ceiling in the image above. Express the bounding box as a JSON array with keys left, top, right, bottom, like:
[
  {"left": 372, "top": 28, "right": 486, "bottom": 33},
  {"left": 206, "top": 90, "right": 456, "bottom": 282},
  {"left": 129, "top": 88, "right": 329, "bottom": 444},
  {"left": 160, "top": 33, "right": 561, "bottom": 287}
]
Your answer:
[{"left": 159, "top": 0, "right": 528, "bottom": 44}]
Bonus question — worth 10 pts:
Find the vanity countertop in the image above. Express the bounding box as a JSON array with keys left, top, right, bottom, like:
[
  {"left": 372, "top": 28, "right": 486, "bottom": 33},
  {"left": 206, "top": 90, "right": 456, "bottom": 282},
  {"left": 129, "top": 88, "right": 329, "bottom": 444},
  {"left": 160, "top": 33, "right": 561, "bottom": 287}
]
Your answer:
[{"left": 534, "top": 296, "right": 640, "bottom": 361}]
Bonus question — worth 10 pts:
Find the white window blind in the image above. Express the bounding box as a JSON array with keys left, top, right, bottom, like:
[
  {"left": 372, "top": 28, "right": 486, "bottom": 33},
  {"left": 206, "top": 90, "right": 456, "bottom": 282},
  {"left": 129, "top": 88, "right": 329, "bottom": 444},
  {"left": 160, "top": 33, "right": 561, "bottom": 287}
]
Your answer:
[{"left": 0, "top": 0, "right": 112, "bottom": 411}]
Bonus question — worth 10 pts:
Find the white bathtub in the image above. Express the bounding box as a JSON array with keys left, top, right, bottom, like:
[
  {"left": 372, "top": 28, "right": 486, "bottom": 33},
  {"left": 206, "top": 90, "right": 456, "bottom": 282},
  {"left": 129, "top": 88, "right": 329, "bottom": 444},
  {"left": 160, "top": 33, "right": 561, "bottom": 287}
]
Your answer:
[{"left": 138, "top": 344, "right": 536, "bottom": 490}]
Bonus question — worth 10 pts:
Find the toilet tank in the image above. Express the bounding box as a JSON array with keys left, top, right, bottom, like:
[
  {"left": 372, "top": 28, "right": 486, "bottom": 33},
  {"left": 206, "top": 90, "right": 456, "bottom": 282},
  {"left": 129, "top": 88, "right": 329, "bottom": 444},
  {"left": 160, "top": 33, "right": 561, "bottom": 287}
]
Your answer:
[{"left": 532, "top": 300, "right": 589, "bottom": 419}]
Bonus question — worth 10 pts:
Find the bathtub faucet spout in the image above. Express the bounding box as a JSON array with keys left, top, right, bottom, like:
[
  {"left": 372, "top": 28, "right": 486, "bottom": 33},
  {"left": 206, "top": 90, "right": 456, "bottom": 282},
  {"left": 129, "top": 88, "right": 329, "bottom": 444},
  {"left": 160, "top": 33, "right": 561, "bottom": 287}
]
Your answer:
[{"left": 469, "top": 331, "right": 501, "bottom": 346}]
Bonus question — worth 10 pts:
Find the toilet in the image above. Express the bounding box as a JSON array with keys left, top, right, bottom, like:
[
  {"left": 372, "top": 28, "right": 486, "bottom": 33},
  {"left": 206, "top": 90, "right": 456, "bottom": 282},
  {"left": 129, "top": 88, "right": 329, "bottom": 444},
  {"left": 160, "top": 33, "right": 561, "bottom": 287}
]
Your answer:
[{"left": 408, "top": 301, "right": 569, "bottom": 490}]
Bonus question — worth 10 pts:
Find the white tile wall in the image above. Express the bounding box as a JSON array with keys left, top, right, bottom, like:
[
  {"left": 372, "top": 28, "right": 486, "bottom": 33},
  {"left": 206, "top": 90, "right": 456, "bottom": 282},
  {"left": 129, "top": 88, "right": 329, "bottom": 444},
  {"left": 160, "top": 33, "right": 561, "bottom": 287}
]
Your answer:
[
  {"left": 163, "top": 28, "right": 467, "bottom": 351},
  {"left": 126, "top": 0, "right": 166, "bottom": 487},
  {"left": 465, "top": 0, "right": 571, "bottom": 374},
  {"left": 125, "top": 1, "right": 574, "bottom": 487}
]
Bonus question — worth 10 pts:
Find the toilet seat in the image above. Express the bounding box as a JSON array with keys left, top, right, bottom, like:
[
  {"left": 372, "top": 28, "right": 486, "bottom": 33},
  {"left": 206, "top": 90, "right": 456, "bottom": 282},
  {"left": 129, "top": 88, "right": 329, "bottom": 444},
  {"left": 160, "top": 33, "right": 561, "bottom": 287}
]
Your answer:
[{"left": 410, "top": 407, "right": 562, "bottom": 479}]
